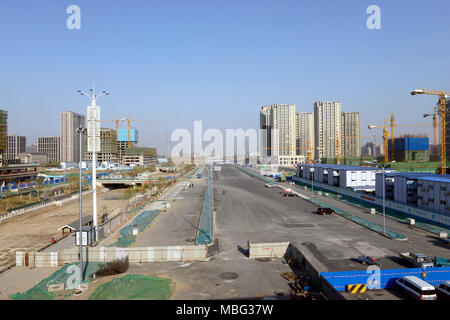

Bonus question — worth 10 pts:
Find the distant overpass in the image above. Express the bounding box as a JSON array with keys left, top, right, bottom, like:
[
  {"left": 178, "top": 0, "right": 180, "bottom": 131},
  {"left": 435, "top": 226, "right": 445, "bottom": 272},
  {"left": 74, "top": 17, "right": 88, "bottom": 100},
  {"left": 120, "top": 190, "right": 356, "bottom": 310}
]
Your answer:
[
  {"left": 99, "top": 177, "right": 149, "bottom": 187},
  {"left": 99, "top": 176, "right": 176, "bottom": 187}
]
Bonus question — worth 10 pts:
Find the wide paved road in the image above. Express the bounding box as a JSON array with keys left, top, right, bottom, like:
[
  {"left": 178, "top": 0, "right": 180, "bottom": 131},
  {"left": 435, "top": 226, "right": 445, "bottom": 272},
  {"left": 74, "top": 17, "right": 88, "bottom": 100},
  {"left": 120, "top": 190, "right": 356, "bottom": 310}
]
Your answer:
[{"left": 215, "top": 165, "right": 448, "bottom": 272}]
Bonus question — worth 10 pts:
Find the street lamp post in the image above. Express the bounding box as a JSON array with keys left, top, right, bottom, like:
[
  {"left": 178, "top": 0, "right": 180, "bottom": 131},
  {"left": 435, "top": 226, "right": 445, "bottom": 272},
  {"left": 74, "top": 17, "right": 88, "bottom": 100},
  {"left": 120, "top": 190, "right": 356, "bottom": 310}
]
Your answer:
[
  {"left": 77, "top": 127, "right": 87, "bottom": 283},
  {"left": 364, "top": 160, "right": 396, "bottom": 235},
  {"left": 310, "top": 146, "right": 324, "bottom": 202},
  {"left": 77, "top": 87, "right": 109, "bottom": 241}
]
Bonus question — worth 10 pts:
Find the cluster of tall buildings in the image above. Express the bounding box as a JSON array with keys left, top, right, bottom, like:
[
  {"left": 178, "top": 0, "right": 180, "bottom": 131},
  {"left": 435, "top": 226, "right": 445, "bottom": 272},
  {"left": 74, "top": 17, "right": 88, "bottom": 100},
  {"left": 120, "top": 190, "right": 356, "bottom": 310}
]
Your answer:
[
  {"left": 260, "top": 102, "right": 361, "bottom": 165},
  {"left": 0, "top": 109, "right": 152, "bottom": 167}
]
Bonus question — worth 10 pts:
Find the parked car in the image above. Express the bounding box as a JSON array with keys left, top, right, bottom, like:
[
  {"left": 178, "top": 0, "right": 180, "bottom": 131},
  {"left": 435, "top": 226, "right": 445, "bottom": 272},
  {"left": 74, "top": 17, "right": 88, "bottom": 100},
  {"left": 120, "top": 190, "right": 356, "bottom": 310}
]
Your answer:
[
  {"left": 356, "top": 256, "right": 381, "bottom": 267},
  {"left": 281, "top": 189, "right": 296, "bottom": 197},
  {"left": 316, "top": 208, "right": 335, "bottom": 215},
  {"left": 399, "top": 253, "right": 435, "bottom": 268},
  {"left": 395, "top": 276, "right": 437, "bottom": 300},
  {"left": 265, "top": 183, "right": 277, "bottom": 188},
  {"left": 436, "top": 282, "right": 450, "bottom": 301}
]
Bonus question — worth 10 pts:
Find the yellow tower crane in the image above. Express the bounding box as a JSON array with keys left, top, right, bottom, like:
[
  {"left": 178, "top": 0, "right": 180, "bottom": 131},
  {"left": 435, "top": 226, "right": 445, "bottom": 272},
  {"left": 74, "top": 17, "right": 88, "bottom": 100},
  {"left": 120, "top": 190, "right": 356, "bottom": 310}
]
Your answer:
[
  {"left": 123, "top": 118, "right": 154, "bottom": 148},
  {"left": 101, "top": 118, "right": 154, "bottom": 148},
  {"left": 411, "top": 89, "right": 450, "bottom": 174},
  {"left": 368, "top": 119, "right": 390, "bottom": 163},
  {"left": 334, "top": 135, "right": 377, "bottom": 165},
  {"left": 296, "top": 140, "right": 313, "bottom": 164}
]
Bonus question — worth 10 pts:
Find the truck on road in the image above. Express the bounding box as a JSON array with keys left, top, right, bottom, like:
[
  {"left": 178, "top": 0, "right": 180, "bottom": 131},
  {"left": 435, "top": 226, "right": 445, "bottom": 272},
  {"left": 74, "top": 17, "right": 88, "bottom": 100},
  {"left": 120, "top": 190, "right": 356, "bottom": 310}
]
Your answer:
[{"left": 400, "top": 252, "right": 434, "bottom": 268}]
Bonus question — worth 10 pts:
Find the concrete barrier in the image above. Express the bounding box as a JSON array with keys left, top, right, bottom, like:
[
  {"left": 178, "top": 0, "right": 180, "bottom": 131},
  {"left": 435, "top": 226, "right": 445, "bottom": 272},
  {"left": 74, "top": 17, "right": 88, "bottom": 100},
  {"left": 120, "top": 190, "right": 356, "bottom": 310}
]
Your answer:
[
  {"left": 249, "top": 242, "right": 290, "bottom": 259},
  {"left": 16, "top": 245, "right": 208, "bottom": 267}
]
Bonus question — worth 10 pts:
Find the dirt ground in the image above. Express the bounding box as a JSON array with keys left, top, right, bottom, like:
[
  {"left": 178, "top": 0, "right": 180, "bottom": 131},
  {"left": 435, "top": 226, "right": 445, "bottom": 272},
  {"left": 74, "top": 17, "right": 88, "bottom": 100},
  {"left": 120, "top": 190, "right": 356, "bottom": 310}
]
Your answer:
[{"left": 0, "top": 188, "right": 127, "bottom": 268}]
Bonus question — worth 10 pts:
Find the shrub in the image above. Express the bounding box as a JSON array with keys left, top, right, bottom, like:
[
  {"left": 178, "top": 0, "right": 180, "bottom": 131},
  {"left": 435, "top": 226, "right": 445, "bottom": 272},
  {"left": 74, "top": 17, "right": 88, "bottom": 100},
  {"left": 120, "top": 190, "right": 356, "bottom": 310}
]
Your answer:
[{"left": 96, "top": 256, "right": 129, "bottom": 277}]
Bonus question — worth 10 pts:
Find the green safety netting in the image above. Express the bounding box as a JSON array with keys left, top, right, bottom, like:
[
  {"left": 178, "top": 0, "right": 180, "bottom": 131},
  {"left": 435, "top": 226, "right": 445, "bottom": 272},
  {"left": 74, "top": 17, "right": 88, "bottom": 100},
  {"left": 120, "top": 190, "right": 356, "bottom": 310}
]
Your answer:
[
  {"left": 10, "top": 262, "right": 101, "bottom": 300},
  {"left": 128, "top": 201, "right": 151, "bottom": 215},
  {"left": 89, "top": 274, "right": 173, "bottom": 300},
  {"left": 110, "top": 209, "right": 161, "bottom": 247},
  {"left": 196, "top": 167, "right": 214, "bottom": 245}
]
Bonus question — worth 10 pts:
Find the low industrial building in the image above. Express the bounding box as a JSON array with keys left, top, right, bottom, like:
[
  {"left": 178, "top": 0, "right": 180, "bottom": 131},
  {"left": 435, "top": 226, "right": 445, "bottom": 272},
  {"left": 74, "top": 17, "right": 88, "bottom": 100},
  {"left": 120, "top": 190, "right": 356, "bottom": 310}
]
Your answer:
[
  {"left": 375, "top": 172, "right": 450, "bottom": 217},
  {"left": 375, "top": 172, "right": 434, "bottom": 205},
  {"left": 60, "top": 162, "right": 78, "bottom": 169},
  {"left": 297, "top": 164, "right": 382, "bottom": 191},
  {"left": 122, "top": 154, "right": 157, "bottom": 166},
  {"left": 294, "top": 164, "right": 450, "bottom": 226},
  {"left": 18, "top": 152, "right": 48, "bottom": 165},
  {"left": 122, "top": 147, "right": 157, "bottom": 167},
  {"left": 416, "top": 176, "right": 450, "bottom": 214},
  {"left": 275, "top": 155, "right": 305, "bottom": 166}
]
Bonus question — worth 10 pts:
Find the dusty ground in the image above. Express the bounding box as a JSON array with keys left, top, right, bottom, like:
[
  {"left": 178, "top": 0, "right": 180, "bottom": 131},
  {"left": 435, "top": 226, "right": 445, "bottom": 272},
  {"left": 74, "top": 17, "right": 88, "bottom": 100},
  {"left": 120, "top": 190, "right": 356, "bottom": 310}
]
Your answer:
[{"left": 0, "top": 188, "right": 127, "bottom": 267}]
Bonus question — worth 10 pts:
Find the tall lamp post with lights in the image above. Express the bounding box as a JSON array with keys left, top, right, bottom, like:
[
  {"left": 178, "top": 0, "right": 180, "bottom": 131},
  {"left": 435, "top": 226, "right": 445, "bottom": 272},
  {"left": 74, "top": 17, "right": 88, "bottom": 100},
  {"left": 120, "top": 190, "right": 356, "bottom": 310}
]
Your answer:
[
  {"left": 77, "top": 87, "right": 109, "bottom": 240},
  {"left": 310, "top": 147, "right": 324, "bottom": 202},
  {"left": 76, "top": 127, "right": 87, "bottom": 282},
  {"left": 364, "top": 160, "right": 396, "bottom": 235}
]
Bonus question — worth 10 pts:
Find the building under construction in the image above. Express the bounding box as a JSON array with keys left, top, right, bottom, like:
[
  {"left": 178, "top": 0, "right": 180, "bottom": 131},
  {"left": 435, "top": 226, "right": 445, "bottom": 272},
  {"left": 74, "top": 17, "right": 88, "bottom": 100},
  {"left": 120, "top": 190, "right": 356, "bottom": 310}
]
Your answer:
[
  {"left": 388, "top": 135, "right": 429, "bottom": 162},
  {"left": 84, "top": 128, "right": 118, "bottom": 163},
  {"left": 117, "top": 128, "right": 138, "bottom": 163},
  {"left": 122, "top": 147, "right": 157, "bottom": 166}
]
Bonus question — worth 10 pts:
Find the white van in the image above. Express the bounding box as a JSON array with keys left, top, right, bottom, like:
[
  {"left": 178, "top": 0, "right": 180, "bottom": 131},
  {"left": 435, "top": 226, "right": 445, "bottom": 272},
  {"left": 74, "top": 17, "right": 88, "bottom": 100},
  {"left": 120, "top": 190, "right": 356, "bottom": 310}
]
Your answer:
[{"left": 395, "top": 276, "right": 437, "bottom": 300}]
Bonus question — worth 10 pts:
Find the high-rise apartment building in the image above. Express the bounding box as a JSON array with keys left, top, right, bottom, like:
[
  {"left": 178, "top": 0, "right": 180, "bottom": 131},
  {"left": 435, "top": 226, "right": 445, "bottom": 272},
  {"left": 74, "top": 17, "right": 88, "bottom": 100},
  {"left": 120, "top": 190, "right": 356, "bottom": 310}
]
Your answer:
[
  {"left": 7, "top": 135, "right": 26, "bottom": 160},
  {"left": 84, "top": 128, "right": 118, "bottom": 163},
  {"left": 361, "top": 142, "right": 383, "bottom": 158},
  {"left": 296, "top": 112, "right": 314, "bottom": 160},
  {"left": 0, "top": 110, "right": 7, "bottom": 166},
  {"left": 60, "top": 111, "right": 85, "bottom": 163},
  {"left": 341, "top": 112, "right": 361, "bottom": 158},
  {"left": 260, "top": 104, "right": 303, "bottom": 165},
  {"left": 314, "top": 101, "right": 341, "bottom": 160},
  {"left": 37, "top": 136, "right": 60, "bottom": 164}
]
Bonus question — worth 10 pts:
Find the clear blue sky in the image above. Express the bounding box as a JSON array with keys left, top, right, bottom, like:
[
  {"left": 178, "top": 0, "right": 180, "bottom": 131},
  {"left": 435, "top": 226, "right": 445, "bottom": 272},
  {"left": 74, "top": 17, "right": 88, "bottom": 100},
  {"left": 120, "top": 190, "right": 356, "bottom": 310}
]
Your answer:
[{"left": 1, "top": 0, "right": 450, "bottom": 152}]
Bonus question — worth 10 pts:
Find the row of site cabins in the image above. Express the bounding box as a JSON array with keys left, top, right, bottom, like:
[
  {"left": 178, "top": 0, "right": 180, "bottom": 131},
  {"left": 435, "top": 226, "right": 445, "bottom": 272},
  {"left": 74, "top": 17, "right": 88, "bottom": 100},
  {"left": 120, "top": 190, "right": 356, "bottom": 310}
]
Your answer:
[
  {"left": 0, "top": 164, "right": 68, "bottom": 192},
  {"left": 296, "top": 164, "right": 450, "bottom": 217}
]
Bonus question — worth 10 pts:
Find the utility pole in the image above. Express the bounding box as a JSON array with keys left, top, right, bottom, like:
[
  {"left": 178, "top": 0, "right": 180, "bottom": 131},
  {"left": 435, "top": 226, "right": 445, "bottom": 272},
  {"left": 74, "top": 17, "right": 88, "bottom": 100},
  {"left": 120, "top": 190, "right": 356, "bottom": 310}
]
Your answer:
[{"left": 364, "top": 160, "right": 396, "bottom": 235}]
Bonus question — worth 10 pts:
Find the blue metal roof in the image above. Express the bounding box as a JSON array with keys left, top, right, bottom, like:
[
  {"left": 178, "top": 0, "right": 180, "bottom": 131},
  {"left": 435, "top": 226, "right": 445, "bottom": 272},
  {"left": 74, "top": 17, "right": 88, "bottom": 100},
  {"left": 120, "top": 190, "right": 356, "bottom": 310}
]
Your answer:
[
  {"left": 418, "top": 176, "right": 450, "bottom": 183},
  {"left": 380, "top": 172, "right": 450, "bottom": 181},
  {"left": 298, "top": 164, "right": 378, "bottom": 170},
  {"left": 381, "top": 172, "right": 434, "bottom": 178}
]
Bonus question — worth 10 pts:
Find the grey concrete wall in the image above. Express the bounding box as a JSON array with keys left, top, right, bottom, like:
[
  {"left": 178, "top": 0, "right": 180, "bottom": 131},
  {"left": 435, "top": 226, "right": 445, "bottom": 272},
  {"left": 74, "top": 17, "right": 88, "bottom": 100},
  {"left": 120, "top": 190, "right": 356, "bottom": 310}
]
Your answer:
[{"left": 285, "top": 244, "right": 346, "bottom": 300}]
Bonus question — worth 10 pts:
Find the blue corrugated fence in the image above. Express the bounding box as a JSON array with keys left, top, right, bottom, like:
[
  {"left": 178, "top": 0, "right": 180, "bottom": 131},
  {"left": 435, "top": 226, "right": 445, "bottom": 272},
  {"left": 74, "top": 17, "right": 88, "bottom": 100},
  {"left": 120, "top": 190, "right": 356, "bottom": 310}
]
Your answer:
[{"left": 321, "top": 267, "right": 450, "bottom": 291}]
